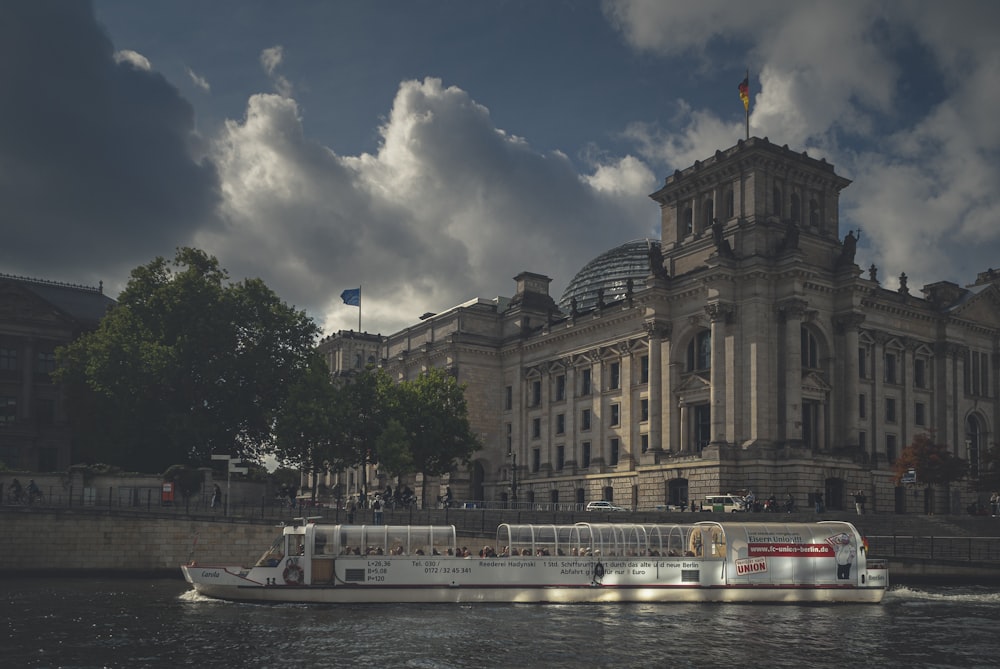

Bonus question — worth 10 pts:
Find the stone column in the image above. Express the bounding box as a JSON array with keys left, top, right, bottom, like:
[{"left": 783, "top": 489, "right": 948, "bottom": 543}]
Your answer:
[
  {"left": 644, "top": 321, "right": 670, "bottom": 453},
  {"left": 779, "top": 299, "right": 808, "bottom": 445},
  {"left": 834, "top": 313, "right": 865, "bottom": 447},
  {"left": 705, "top": 303, "right": 733, "bottom": 445}
]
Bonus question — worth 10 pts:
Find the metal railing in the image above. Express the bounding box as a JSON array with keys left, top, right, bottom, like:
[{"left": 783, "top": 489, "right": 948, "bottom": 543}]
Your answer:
[{"left": 867, "top": 535, "right": 1000, "bottom": 563}]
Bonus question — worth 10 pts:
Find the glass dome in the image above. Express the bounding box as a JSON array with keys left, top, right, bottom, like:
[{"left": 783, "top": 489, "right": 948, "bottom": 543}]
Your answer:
[{"left": 558, "top": 238, "right": 660, "bottom": 314}]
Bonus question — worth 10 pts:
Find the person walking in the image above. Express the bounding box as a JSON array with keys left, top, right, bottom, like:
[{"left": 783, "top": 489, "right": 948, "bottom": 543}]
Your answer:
[
  {"left": 373, "top": 495, "right": 384, "bottom": 526},
  {"left": 854, "top": 490, "right": 865, "bottom": 515}
]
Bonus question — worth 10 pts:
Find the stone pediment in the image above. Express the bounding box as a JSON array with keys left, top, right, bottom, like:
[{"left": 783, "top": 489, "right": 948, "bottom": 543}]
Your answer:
[
  {"left": 802, "top": 370, "right": 832, "bottom": 394},
  {"left": 950, "top": 285, "right": 1000, "bottom": 328},
  {"left": 675, "top": 373, "right": 710, "bottom": 396}
]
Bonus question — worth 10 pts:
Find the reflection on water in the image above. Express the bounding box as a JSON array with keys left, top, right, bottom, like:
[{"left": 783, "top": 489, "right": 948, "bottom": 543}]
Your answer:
[{"left": 4, "top": 580, "right": 1000, "bottom": 668}]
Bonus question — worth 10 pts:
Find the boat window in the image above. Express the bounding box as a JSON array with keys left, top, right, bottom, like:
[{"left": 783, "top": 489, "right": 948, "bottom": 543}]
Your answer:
[
  {"left": 313, "top": 527, "right": 337, "bottom": 556},
  {"left": 254, "top": 535, "right": 285, "bottom": 567}
]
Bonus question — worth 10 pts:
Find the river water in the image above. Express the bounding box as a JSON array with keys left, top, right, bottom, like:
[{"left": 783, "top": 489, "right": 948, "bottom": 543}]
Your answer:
[{"left": 3, "top": 578, "right": 998, "bottom": 668}]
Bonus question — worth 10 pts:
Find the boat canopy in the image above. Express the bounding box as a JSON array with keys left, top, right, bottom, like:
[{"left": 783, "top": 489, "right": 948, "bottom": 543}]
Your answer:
[
  {"left": 310, "top": 524, "right": 457, "bottom": 557},
  {"left": 497, "top": 523, "right": 711, "bottom": 558}
]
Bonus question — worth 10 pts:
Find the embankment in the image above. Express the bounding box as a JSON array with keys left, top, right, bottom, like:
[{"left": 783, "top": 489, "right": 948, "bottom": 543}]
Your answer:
[{"left": 0, "top": 508, "right": 276, "bottom": 576}]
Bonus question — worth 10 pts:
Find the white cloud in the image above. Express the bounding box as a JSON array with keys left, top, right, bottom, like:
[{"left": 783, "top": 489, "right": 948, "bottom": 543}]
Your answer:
[
  {"left": 606, "top": 0, "right": 1000, "bottom": 293},
  {"left": 260, "top": 45, "right": 292, "bottom": 97},
  {"left": 113, "top": 49, "right": 151, "bottom": 71},
  {"left": 186, "top": 67, "right": 210, "bottom": 92},
  {"left": 198, "top": 78, "right": 657, "bottom": 335}
]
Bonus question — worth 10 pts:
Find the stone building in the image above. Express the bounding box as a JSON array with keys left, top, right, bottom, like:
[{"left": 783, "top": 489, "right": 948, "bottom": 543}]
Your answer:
[
  {"left": 0, "top": 274, "right": 115, "bottom": 471},
  {"left": 321, "top": 137, "right": 999, "bottom": 514}
]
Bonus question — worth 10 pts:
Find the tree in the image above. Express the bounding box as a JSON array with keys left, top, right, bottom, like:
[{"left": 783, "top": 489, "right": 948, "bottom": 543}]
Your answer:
[
  {"left": 55, "top": 248, "right": 320, "bottom": 472},
  {"left": 374, "top": 418, "right": 414, "bottom": 483},
  {"left": 273, "top": 352, "right": 339, "bottom": 497},
  {"left": 396, "top": 368, "right": 481, "bottom": 506},
  {"left": 892, "top": 432, "right": 968, "bottom": 487}
]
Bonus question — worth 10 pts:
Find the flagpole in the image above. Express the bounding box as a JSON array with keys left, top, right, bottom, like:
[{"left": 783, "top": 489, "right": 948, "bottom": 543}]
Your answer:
[
  {"left": 744, "top": 69, "right": 750, "bottom": 140},
  {"left": 358, "top": 284, "right": 362, "bottom": 332}
]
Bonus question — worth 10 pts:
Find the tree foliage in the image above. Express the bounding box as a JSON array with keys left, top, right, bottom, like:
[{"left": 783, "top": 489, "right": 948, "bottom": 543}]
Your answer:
[
  {"left": 55, "top": 248, "right": 320, "bottom": 472},
  {"left": 272, "top": 365, "right": 480, "bottom": 504},
  {"left": 891, "top": 432, "right": 968, "bottom": 486}
]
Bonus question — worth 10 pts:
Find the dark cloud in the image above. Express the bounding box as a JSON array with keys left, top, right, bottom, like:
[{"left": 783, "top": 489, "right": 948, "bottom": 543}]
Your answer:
[{"left": 0, "top": 1, "right": 220, "bottom": 286}]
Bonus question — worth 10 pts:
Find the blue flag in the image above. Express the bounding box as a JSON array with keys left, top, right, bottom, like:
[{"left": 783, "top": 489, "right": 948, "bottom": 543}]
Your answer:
[{"left": 340, "top": 288, "right": 360, "bottom": 307}]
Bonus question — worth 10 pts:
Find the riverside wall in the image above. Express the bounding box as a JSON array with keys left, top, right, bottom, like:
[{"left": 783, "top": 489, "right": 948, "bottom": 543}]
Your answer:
[{"left": 0, "top": 508, "right": 277, "bottom": 575}]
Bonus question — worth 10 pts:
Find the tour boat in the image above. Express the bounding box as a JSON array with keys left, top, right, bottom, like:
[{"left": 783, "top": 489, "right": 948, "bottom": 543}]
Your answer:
[{"left": 181, "top": 519, "right": 888, "bottom": 604}]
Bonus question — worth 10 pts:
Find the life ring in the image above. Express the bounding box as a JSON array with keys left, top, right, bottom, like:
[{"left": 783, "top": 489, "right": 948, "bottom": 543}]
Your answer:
[
  {"left": 593, "top": 561, "right": 605, "bottom": 581},
  {"left": 283, "top": 563, "right": 304, "bottom": 586}
]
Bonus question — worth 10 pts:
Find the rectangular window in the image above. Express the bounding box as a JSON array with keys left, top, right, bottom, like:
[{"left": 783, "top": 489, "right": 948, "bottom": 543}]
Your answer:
[
  {"left": 582, "top": 441, "right": 591, "bottom": 468},
  {"left": 0, "top": 348, "right": 16, "bottom": 371},
  {"left": 556, "top": 413, "right": 565, "bottom": 435},
  {"left": 859, "top": 394, "right": 867, "bottom": 419},
  {"left": 556, "top": 445, "right": 565, "bottom": 471},
  {"left": 858, "top": 347, "right": 867, "bottom": 379},
  {"left": 886, "top": 434, "right": 897, "bottom": 465},
  {"left": 610, "top": 403, "right": 620, "bottom": 426},
  {"left": 505, "top": 423, "right": 512, "bottom": 452},
  {"left": 504, "top": 385, "right": 512, "bottom": 411},
  {"left": 609, "top": 362, "right": 620, "bottom": 390},
  {"left": 532, "top": 417, "right": 541, "bottom": 439},
  {"left": 555, "top": 374, "right": 566, "bottom": 401},
  {"left": 914, "top": 358, "right": 926, "bottom": 389},
  {"left": 858, "top": 430, "right": 867, "bottom": 452},
  {"left": 0, "top": 396, "right": 16, "bottom": 424},
  {"left": 532, "top": 448, "right": 540, "bottom": 473},
  {"left": 640, "top": 398, "right": 649, "bottom": 422},
  {"left": 36, "top": 351, "right": 57, "bottom": 376},
  {"left": 531, "top": 380, "right": 541, "bottom": 407},
  {"left": 581, "top": 408, "right": 591, "bottom": 431},
  {"left": 641, "top": 434, "right": 649, "bottom": 453},
  {"left": 884, "top": 353, "right": 897, "bottom": 384},
  {"left": 640, "top": 355, "right": 649, "bottom": 384},
  {"left": 610, "top": 438, "right": 620, "bottom": 466},
  {"left": 581, "top": 369, "right": 592, "bottom": 396},
  {"left": 915, "top": 402, "right": 926, "bottom": 426},
  {"left": 885, "top": 397, "right": 896, "bottom": 423}
]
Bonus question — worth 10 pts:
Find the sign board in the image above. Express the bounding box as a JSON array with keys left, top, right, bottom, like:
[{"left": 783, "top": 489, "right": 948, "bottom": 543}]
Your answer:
[{"left": 901, "top": 469, "right": 917, "bottom": 484}]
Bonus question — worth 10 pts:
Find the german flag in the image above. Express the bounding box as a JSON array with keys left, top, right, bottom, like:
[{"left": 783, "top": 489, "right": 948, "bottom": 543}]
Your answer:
[{"left": 738, "top": 75, "right": 750, "bottom": 111}]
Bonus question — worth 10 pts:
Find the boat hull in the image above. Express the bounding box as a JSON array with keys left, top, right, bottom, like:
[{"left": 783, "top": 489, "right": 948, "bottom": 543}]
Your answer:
[{"left": 181, "top": 560, "right": 886, "bottom": 604}]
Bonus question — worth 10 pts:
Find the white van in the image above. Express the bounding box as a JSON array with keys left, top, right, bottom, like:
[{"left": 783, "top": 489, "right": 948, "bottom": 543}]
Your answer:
[{"left": 702, "top": 494, "right": 747, "bottom": 513}]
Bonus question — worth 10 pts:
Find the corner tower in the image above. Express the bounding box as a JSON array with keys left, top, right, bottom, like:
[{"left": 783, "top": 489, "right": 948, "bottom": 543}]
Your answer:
[{"left": 648, "top": 137, "right": 852, "bottom": 277}]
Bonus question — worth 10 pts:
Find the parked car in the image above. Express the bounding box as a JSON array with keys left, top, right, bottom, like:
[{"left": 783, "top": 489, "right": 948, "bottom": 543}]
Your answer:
[
  {"left": 586, "top": 500, "right": 628, "bottom": 512},
  {"left": 702, "top": 494, "right": 748, "bottom": 513}
]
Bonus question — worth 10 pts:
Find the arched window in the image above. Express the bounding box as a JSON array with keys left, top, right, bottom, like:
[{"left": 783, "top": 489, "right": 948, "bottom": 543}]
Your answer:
[
  {"left": 801, "top": 327, "right": 819, "bottom": 369},
  {"left": 683, "top": 205, "right": 693, "bottom": 235},
  {"left": 809, "top": 199, "right": 820, "bottom": 227},
  {"left": 725, "top": 189, "right": 734, "bottom": 218},
  {"left": 603, "top": 486, "right": 614, "bottom": 503},
  {"left": 550, "top": 489, "right": 559, "bottom": 506},
  {"left": 703, "top": 199, "right": 714, "bottom": 231},
  {"left": 790, "top": 193, "right": 801, "bottom": 222},
  {"left": 773, "top": 187, "right": 782, "bottom": 217},
  {"left": 967, "top": 414, "right": 985, "bottom": 478},
  {"left": 354, "top": 353, "right": 363, "bottom": 369},
  {"left": 686, "top": 330, "right": 711, "bottom": 372}
]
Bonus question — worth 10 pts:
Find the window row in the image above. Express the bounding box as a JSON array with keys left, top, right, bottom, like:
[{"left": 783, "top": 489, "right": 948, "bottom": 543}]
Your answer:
[
  {"left": 858, "top": 394, "right": 929, "bottom": 426},
  {"left": 508, "top": 357, "right": 651, "bottom": 410},
  {"left": 523, "top": 399, "right": 653, "bottom": 440},
  {"left": 530, "top": 436, "right": 645, "bottom": 472},
  {"left": 0, "top": 348, "right": 58, "bottom": 375}
]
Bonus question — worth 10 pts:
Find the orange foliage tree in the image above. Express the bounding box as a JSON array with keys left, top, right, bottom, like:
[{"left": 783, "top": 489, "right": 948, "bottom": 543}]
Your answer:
[{"left": 891, "top": 432, "right": 968, "bottom": 486}]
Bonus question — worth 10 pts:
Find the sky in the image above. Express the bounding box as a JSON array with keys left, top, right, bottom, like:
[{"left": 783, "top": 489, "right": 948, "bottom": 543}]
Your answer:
[{"left": 2, "top": 0, "right": 999, "bottom": 337}]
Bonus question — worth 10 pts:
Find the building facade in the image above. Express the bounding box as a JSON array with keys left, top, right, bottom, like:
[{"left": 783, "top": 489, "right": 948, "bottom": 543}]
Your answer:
[
  {"left": 0, "top": 275, "right": 115, "bottom": 471},
  {"left": 322, "top": 138, "right": 999, "bottom": 514}
]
